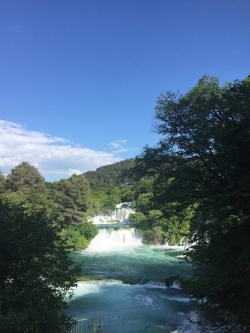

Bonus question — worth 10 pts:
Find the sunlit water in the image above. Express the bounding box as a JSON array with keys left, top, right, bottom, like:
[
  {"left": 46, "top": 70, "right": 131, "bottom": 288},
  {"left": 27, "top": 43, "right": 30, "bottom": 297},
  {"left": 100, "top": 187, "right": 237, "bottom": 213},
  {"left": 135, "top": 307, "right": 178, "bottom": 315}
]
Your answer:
[{"left": 67, "top": 227, "right": 200, "bottom": 333}]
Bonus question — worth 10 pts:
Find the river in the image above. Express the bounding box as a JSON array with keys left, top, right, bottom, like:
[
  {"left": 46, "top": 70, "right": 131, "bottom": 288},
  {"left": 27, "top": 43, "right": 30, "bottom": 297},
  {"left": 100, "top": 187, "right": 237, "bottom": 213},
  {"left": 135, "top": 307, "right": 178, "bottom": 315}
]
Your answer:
[{"left": 66, "top": 206, "right": 200, "bottom": 333}]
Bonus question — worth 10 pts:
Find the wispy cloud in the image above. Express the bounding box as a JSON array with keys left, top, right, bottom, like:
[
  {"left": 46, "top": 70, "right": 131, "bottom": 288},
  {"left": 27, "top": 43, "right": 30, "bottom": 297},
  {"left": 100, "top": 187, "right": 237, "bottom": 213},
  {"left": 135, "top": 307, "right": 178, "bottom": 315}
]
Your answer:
[
  {"left": 108, "top": 139, "right": 128, "bottom": 153},
  {"left": 0, "top": 120, "right": 125, "bottom": 181}
]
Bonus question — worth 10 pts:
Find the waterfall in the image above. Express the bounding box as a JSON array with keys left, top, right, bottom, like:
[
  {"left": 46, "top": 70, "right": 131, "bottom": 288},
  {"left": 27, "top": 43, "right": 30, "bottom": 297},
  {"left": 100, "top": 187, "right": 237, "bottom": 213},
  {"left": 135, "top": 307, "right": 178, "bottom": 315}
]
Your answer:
[
  {"left": 88, "top": 227, "right": 142, "bottom": 250},
  {"left": 88, "top": 202, "right": 135, "bottom": 225},
  {"left": 87, "top": 202, "right": 142, "bottom": 250}
]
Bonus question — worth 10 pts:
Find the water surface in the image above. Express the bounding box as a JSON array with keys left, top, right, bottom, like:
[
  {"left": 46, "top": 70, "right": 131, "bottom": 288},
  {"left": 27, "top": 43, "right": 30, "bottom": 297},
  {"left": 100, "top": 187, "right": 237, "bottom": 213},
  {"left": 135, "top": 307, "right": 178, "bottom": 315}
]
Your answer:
[{"left": 67, "top": 228, "right": 199, "bottom": 333}]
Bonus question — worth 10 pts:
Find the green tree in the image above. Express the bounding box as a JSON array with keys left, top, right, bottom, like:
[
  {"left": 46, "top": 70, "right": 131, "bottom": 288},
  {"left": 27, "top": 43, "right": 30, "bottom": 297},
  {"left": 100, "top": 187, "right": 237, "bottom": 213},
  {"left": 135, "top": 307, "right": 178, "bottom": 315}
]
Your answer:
[
  {"left": 0, "top": 171, "right": 6, "bottom": 193},
  {"left": 129, "top": 178, "right": 194, "bottom": 244},
  {"left": 0, "top": 195, "right": 79, "bottom": 333},
  {"left": 52, "top": 174, "right": 90, "bottom": 224},
  {"left": 142, "top": 226, "right": 164, "bottom": 244},
  {"left": 131, "top": 75, "right": 250, "bottom": 332},
  {"left": 61, "top": 222, "right": 98, "bottom": 251},
  {"left": 84, "top": 158, "right": 135, "bottom": 189},
  {"left": 102, "top": 186, "right": 122, "bottom": 212},
  {"left": 134, "top": 180, "right": 153, "bottom": 199},
  {"left": 6, "top": 162, "right": 45, "bottom": 197},
  {"left": 120, "top": 187, "right": 135, "bottom": 202}
]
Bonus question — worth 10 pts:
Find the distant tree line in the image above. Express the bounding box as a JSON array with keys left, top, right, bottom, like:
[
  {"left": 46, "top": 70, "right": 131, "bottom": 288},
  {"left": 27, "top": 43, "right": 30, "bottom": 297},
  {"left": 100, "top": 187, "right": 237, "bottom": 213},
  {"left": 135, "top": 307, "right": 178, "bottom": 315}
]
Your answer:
[{"left": 84, "top": 158, "right": 136, "bottom": 189}]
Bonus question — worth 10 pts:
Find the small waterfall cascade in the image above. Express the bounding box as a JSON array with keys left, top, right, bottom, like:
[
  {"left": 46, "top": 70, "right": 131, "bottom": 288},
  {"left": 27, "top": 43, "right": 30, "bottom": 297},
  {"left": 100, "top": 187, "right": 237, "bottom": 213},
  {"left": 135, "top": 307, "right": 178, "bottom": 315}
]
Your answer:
[
  {"left": 88, "top": 227, "right": 142, "bottom": 250},
  {"left": 87, "top": 202, "right": 141, "bottom": 250},
  {"left": 88, "top": 202, "right": 135, "bottom": 225}
]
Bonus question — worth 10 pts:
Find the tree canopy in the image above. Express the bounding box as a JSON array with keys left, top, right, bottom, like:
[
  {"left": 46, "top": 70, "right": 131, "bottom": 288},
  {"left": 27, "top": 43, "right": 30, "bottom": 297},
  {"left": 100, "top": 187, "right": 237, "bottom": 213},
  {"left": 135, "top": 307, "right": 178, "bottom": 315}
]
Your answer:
[
  {"left": 0, "top": 163, "right": 100, "bottom": 331},
  {"left": 131, "top": 75, "right": 250, "bottom": 332},
  {"left": 0, "top": 171, "right": 6, "bottom": 194},
  {"left": 6, "top": 162, "right": 45, "bottom": 197},
  {"left": 84, "top": 158, "right": 135, "bottom": 189},
  {"left": 0, "top": 196, "right": 80, "bottom": 333},
  {"left": 52, "top": 174, "right": 90, "bottom": 224}
]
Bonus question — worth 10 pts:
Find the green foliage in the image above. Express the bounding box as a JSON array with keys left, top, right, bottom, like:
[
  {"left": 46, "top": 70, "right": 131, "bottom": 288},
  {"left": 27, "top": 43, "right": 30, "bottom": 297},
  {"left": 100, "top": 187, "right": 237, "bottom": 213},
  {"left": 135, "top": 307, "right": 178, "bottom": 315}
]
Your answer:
[
  {"left": 88, "top": 184, "right": 135, "bottom": 216},
  {"left": 120, "top": 187, "right": 135, "bottom": 202},
  {"left": 1, "top": 162, "right": 96, "bottom": 252},
  {"left": 130, "top": 179, "right": 194, "bottom": 245},
  {"left": 52, "top": 174, "right": 90, "bottom": 224},
  {"left": 142, "top": 226, "right": 164, "bottom": 245},
  {"left": 84, "top": 158, "right": 136, "bottom": 189},
  {"left": 88, "top": 186, "right": 107, "bottom": 215},
  {"left": 134, "top": 180, "right": 153, "bottom": 199},
  {"left": 184, "top": 222, "right": 250, "bottom": 333},
  {"left": 129, "top": 211, "right": 147, "bottom": 225},
  {"left": 131, "top": 75, "right": 250, "bottom": 331},
  {"left": 102, "top": 186, "right": 122, "bottom": 211},
  {"left": 135, "top": 192, "right": 153, "bottom": 215},
  {"left": 0, "top": 171, "right": 6, "bottom": 193},
  {"left": 0, "top": 163, "right": 99, "bottom": 333},
  {"left": 61, "top": 222, "right": 98, "bottom": 251},
  {"left": 79, "top": 221, "right": 98, "bottom": 240},
  {"left": 61, "top": 226, "right": 89, "bottom": 251},
  {"left": 6, "top": 161, "right": 45, "bottom": 197},
  {"left": 0, "top": 195, "right": 79, "bottom": 333}
]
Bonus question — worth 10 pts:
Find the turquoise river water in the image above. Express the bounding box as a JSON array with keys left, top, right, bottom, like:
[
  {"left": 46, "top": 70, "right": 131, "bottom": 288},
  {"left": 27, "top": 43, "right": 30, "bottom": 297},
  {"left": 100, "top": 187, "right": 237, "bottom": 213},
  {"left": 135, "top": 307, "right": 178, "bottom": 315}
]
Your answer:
[{"left": 66, "top": 227, "right": 200, "bottom": 333}]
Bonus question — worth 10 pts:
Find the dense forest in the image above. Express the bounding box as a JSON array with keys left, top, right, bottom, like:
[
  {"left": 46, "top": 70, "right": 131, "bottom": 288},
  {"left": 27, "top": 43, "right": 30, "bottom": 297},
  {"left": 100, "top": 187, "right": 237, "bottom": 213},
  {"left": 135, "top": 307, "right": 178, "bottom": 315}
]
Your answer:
[
  {"left": 1, "top": 74, "right": 250, "bottom": 333},
  {"left": 84, "top": 158, "right": 135, "bottom": 189}
]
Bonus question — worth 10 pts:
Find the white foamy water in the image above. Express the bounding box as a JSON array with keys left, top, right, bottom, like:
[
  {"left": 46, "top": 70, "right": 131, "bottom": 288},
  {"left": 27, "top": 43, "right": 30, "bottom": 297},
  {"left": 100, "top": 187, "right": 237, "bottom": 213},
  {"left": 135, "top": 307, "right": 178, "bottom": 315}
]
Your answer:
[
  {"left": 68, "top": 279, "right": 199, "bottom": 333},
  {"left": 88, "top": 202, "right": 135, "bottom": 224},
  {"left": 87, "top": 227, "right": 143, "bottom": 251}
]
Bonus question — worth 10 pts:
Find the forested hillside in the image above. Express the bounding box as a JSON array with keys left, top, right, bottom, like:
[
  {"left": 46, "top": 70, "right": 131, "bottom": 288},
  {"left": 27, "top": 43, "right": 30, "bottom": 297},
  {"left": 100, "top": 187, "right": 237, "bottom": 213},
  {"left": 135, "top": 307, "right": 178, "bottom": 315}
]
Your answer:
[{"left": 84, "top": 158, "right": 135, "bottom": 189}]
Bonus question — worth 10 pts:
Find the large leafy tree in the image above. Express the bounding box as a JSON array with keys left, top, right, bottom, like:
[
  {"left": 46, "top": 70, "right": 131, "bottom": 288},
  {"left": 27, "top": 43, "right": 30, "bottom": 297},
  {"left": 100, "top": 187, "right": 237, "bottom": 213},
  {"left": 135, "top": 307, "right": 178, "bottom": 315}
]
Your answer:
[
  {"left": 6, "top": 162, "right": 45, "bottom": 197},
  {"left": 5, "top": 162, "right": 59, "bottom": 219},
  {"left": 131, "top": 75, "right": 250, "bottom": 332},
  {"left": 0, "top": 195, "right": 79, "bottom": 333},
  {"left": 52, "top": 174, "right": 90, "bottom": 224}
]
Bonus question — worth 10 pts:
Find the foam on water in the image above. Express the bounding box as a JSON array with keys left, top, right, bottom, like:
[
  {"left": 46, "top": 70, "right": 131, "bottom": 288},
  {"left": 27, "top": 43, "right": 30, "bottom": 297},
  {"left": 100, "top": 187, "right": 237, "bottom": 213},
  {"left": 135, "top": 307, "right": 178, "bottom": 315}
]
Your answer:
[
  {"left": 170, "top": 281, "right": 182, "bottom": 289},
  {"left": 166, "top": 296, "right": 190, "bottom": 302},
  {"left": 87, "top": 227, "right": 143, "bottom": 251},
  {"left": 170, "top": 311, "right": 200, "bottom": 333},
  {"left": 88, "top": 202, "right": 135, "bottom": 225},
  {"left": 68, "top": 281, "right": 199, "bottom": 333}
]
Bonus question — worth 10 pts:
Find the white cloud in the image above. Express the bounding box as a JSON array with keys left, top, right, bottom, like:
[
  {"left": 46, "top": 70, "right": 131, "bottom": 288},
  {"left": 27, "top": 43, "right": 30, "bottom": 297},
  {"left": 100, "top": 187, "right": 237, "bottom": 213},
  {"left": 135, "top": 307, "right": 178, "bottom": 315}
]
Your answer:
[
  {"left": 0, "top": 120, "right": 125, "bottom": 181},
  {"left": 69, "top": 168, "right": 82, "bottom": 176},
  {"left": 108, "top": 138, "right": 128, "bottom": 153}
]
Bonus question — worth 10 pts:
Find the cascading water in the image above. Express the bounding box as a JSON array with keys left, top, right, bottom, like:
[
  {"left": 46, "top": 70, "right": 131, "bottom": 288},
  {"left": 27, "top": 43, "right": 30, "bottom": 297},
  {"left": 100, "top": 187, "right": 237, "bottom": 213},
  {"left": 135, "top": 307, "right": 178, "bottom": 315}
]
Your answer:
[
  {"left": 88, "top": 202, "right": 135, "bottom": 225},
  {"left": 67, "top": 203, "right": 200, "bottom": 333},
  {"left": 88, "top": 227, "right": 142, "bottom": 250}
]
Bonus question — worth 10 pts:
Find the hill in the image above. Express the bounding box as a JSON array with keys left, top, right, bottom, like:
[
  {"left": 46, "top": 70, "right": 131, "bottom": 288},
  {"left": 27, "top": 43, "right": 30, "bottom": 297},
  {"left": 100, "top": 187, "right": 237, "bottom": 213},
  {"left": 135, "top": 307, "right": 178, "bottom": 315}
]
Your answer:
[{"left": 84, "top": 158, "right": 135, "bottom": 190}]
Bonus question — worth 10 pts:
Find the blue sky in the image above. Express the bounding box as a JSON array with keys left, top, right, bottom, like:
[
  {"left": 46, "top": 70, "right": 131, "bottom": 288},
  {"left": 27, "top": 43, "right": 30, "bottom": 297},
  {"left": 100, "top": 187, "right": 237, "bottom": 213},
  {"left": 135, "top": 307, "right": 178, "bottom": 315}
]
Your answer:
[{"left": 1, "top": 0, "right": 249, "bottom": 181}]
